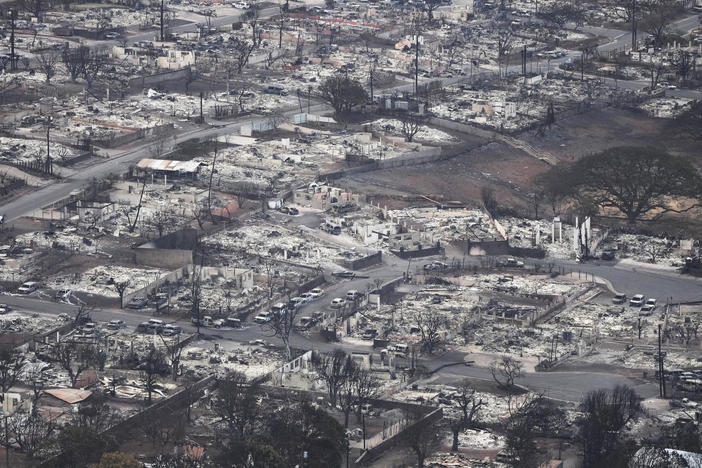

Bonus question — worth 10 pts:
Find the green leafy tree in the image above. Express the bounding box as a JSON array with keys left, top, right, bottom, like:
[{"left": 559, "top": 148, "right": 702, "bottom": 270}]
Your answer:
[
  {"left": 268, "top": 403, "right": 345, "bottom": 468},
  {"left": 52, "top": 424, "right": 118, "bottom": 468},
  {"left": 91, "top": 452, "right": 142, "bottom": 468},
  {"left": 319, "top": 76, "right": 368, "bottom": 118},
  {"left": 578, "top": 385, "right": 643, "bottom": 468},
  {"left": 212, "top": 372, "right": 265, "bottom": 439},
  {"left": 541, "top": 147, "right": 702, "bottom": 223},
  {"left": 216, "top": 437, "right": 285, "bottom": 467}
]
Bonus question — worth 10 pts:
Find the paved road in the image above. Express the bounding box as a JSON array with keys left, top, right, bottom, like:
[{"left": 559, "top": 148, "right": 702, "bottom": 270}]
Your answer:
[
  {"left": 433, "top": 364, "right": 659, "bottom": 402},
  {"left": 0, "top": 292, "right": 659, "bottom": 403},
  {"left": 124, "top": 7, "right": 281, "bottom": 46},
  {"left": 547, "top": 258, "right": 702, "bottom": 303}
]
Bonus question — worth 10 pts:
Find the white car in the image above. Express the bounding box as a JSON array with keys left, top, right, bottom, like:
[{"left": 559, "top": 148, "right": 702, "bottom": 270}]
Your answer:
[
  {"left": 330, "top": 297, "right": 346, "bottom": 309},
  {"left": 106, "top": 319, "right": 125, "bottom": 330},
  {"left": 346, "top": 290, "right": 361, "bottom": 301},
  {"left": 233, "top": 1, "right": 251, "bottom": 8},
  {"left": 630, "top": 294, "right": 645, "bottom": 307},
  {"left": 309, "top": 288, "right": 325, "bottom": 298},
  {"left": 290, "top": 297, "right": 306, "bottom": 308},
  {"left": 255, "top": 312, "right": 273, "bottom": 324}
]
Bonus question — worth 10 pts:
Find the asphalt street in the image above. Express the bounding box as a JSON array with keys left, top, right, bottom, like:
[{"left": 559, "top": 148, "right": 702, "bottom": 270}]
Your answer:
[
  {"left": 546, "top": 258, "right": 702, "bottom": 303},
  {"left": 0, "top": 290, "right": 659, "bottom": 403}
]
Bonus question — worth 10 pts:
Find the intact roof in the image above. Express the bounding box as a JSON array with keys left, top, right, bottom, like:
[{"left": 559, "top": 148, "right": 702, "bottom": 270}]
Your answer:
[
  {"left": 137, "top": 158, "right": 200, "bottom": 173},
  {"left": 44, "top": 388, "right": 92, "bottom": 404}
]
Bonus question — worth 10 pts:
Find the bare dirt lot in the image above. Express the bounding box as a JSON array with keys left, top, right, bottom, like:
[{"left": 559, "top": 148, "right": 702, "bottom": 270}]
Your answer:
[
  {"left": 522, "top": 106, "right": 701, "bottom": 164},
  {"left": 340, "top": 141, "right": 548, "bottom": 214}
]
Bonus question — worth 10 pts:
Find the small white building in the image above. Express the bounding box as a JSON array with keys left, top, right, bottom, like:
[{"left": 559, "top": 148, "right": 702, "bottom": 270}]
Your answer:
[{"left": 157, "top": 50, "right": 195, "bottom": 70}]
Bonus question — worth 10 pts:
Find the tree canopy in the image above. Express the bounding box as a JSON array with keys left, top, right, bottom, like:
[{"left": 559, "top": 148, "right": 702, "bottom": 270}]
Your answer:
[
  {"left": 319, "top": 76, "right": 368, "bottom": 118},
  {"left": 538, "top": 146, "right": 702, "bottom": 223},
  {"left": 578, "top": 385, "right": 643, "bottom": 468},
  {"left": 91, "top": 452, "right": 142, "bottom": 468}
]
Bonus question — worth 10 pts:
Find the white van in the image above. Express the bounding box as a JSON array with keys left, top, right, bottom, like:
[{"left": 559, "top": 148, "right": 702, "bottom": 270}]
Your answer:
[
  {"left": 17, "top": 281, "right": 38, "bottom": 294},
  {"left": 394, "top": 343, "right": 409, "bottom": 356}
]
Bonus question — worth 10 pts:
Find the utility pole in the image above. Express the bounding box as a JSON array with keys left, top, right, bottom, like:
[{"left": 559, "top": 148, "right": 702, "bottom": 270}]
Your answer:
[
  {"left": 631, "top": 0, "right": 637, "bottom": 51},
  {"left": 370, "top": 68, "right": 374, "bottom": 104},
  {"left": 414, "top": 31, "right": 419, "bottom": 96},
  {"left": 658, "top": 323, "right": 665, "bottom": 398},
  {"left": 522, "top": 45, "right": 527, "bottom": 76},
  {"left": 9, "top": 9, "right": 16, "bottom": 71},
  {"left": 160, "top": 0, "right": 165, "bottom": 41},
  {"left": 199, "top": 92, "right": 203, "bottom": 123},
  {"left": 46, "top": 115, "right": 52, "bottom": 174},
  {"left": 581, "top": 51, "right": 584, "bottom": 81}
]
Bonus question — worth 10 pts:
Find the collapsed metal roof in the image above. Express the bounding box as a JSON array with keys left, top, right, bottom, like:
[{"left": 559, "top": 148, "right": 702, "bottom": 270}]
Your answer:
[{"left": 137, "top": 158, "right": 200, "bottom": 173}]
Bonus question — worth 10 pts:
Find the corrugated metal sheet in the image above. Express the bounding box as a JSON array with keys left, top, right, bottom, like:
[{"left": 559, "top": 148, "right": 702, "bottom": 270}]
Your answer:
[
  {"left": 137, "top": 158, "right": 200, "bottom": 173},
  {"left": 44, "top": 388, "right": 92, "bottom": 404}
]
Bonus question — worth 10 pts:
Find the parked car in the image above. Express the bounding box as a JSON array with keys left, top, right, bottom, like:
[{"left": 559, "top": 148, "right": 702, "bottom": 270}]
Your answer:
[
  {"left": 225, "top": 317, "right": 242, "bottom": 328},
  {"left": 55, "top": 289, "right": 72, "bottom": 299},
  {"left": 255, "top": 312, "right": 273, "bottom": 324},
  {"left": 332, "top": 271, "right": 355, "bottom": 279},
  {"left": 17, "top": 281, "right": 38, "bottom": 294},
  {"left": 150, "top": 294, "right": 168, "bottom": 308},
  {"left": 57, "top": 313, "right": 70, "bottom": 321},
  {"left": 147, "top": 319, "right": 165, "bottom": 333},
  {"left": 127, "top": 297, "right": 149, "bottom": 309},
  {"left": 191, "top": 315, "right": 214, "bottom": 327},
  {"left": 106, "top": 319, "right": 125, "bottom": 330},
  {"left": 362, "top": 328, "right": 378, "bottom": 340},
  {"left": 300, "top": 292, "right": 314, "bottom": 302},
  {"left": 346, "top": 290, "right": 361, "bottom": 301},
  {"left": 0, "top": 304, "right": 10, "bottom": 314},
  {"left": 393, "top": 343, "right": 409, "bottom": 356},
  {"left": 601, "top": 250, "right": 616, "bottom": 261},
  {"left": 290, "top": 297, "right": 306, "bottom": 308},
  {"left": 423, "top": 261, "right": 447, "bottom": 271},
  {"left": 505, "top": 258, "right": 525, "bottom": 268},
  {"left": 162, "top": 324, "right": 182, "bottom": 336},
  {"left": 630, "top": 294, "right": 645, "bottom": 307},
  {"left": 81, "top": 322, "right": 98, "bottom": 334},
  {"left": 330, "top": 297, "right": 346, "bottom": 309},
  {"left": 264, "top": 85, "right": 288, "bottom": 96},
  {"left": 298, "top": 316, "right": 314, "bottom": 329},
  {"left": 640, "top": 298, "right": 657, "bottom": 314},
  {"left": 103, "top": 32, "right": 121, "bottom": 40},
  {"left": 612, "top": 293, "right": 627, "bottom": 305},
  {"left": 309, "top": 288, "right": 325, "bottom": 298}
]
